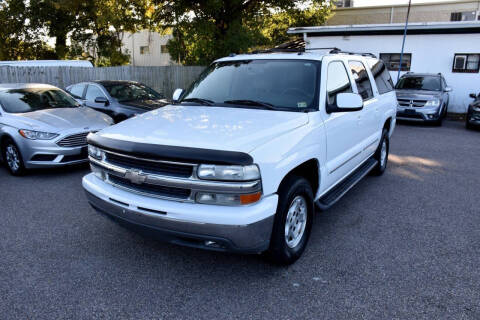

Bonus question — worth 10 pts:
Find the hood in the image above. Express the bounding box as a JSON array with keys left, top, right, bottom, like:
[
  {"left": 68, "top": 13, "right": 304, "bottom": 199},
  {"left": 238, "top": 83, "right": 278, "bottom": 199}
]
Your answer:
[
  {"left": 13, "top": 107, "right": 112, "bottom": 132},
  {"left": 96, "top": 105, "right": 309, "bottom": 153},
  {"left": 120, "top": 99, "right": 169, "bottom": 111},
  {"left": 395, "top": 89, "right": 442, "bottom": 100}
]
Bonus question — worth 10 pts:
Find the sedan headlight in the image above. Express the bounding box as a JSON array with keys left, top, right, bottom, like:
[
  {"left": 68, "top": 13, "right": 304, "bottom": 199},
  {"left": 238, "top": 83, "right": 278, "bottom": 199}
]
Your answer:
[
  {"left": 88, "top": 145, "right": 104, "bottom": 160},
  {"left": 197, "top": 164, "right": 260, "bottom": 181},
  {"left": 19, "top": 129, "right": 58, "bottom": 140},
  {"left": 424, "top": 99, "right": 440, "bottom": 107}
]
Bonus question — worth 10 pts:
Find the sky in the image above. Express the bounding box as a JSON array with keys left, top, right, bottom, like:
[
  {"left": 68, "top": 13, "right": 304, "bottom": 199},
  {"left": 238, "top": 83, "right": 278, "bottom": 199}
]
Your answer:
[{"left": 354, "top": 0, "right": 465, "bottom": 6}]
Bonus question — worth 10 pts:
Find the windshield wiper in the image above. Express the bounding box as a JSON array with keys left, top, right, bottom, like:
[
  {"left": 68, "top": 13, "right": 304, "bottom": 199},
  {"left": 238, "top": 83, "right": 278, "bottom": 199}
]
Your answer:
[
  {"left": 181, "top": 97, "right": 215, "bottom": 106},
  {"left": 223, "top": 99, "right": 279, "bottom": 110}
]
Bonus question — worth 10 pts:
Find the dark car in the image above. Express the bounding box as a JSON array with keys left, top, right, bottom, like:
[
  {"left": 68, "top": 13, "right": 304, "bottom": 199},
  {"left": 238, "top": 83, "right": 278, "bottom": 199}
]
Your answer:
[
  {"left": 395, "top": 73, "right": 451, "bottom": 126},
  {"left": 66, "top": 80, "right": 169, "bottom": 123},
  {"left": 466, "top": 92, "right": 480, "bottom": 130}
]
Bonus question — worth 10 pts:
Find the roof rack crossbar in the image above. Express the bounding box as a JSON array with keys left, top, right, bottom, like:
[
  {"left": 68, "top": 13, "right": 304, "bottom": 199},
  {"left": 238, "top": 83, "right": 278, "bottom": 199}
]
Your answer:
[{"left": 329, "top": 48, "right": 377, "bottom": 58}]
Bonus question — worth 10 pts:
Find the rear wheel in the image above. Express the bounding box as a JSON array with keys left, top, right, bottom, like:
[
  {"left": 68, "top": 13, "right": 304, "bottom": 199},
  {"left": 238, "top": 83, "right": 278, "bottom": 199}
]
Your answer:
[
  {"left": 371, "top": 129, "right": 389, "bottom": 176},
  {"left": 267, "top": 175, "right": 314, "bottom": 265},
  {"left": 2, "top": 139, "right": 26, "bottom": 175}
]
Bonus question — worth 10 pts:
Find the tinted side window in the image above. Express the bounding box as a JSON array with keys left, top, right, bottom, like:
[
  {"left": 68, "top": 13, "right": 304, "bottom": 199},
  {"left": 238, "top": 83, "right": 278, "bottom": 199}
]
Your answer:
[
  {"left": 68, "top": 84, "right": 85, "bottom": 99},
  {"left": 326, "top": 61, "right": 353, "bottom": 106},
  {"left": 366, "top": 59, "right": 394, "bottom": 94},
  {"left": 348, "top": 61, "right": 374, "bottom": 100},
  {"left": 85, "top": 85, "right": 106, "bottom": 102}
]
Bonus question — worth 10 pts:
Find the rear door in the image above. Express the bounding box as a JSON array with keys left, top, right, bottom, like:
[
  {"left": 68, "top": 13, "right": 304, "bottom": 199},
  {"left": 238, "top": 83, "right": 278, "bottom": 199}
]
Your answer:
[
  {"left": 67, "top": 83, "right": 87, "bottom": 104},
  {"left": 348, "top": 59, "right": 380, "bottom": 156}
]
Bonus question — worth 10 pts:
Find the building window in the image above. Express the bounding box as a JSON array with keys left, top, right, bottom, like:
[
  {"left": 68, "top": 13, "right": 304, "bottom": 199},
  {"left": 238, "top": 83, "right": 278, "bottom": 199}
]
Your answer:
[
  {"left": 333, "top": 0, "right": 353, "bottom": 8},
  {"left": 160, "top": 45, "right": 168, "bottom": 54},
  {"left": 140, "top": 46, "right": 150, "bottom": 55},
  {"left": 452, "top": 54, "right": 480, "bottom": 73},
  {"left": 379, "top": 53, "right": 411, "bottom": 71},
  {"left": 450, "top": 11, "right": 476, "bottom": 21}
]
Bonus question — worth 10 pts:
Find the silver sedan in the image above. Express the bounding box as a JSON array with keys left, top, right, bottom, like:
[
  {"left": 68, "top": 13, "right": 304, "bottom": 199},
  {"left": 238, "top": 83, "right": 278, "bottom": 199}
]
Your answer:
[{"left": 0, "top": 83, "right": 113, "bottom": 175}]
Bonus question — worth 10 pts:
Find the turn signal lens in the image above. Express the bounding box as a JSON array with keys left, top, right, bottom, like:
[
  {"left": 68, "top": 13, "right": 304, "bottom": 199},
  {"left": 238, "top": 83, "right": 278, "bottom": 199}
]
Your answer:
[{"left": 240, "top": 192, "right": 262, "bottom": 205}]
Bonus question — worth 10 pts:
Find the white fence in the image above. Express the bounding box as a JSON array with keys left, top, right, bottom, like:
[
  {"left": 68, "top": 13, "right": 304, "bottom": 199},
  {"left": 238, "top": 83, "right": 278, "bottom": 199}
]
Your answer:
[{"left": 0, "top": 66, "right": 205, "bottom": 97}]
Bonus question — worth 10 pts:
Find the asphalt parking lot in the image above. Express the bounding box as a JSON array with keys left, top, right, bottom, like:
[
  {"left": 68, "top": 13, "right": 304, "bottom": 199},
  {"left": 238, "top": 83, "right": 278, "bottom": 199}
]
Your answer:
[{"left": 1, "top": 120, "right": 479, "bottom": 319}]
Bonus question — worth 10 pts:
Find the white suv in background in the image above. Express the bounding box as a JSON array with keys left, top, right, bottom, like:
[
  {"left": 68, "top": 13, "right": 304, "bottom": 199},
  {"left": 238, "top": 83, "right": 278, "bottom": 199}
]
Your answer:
[{"left": 83, "top": 49, "right": 397, "bottom": 264}]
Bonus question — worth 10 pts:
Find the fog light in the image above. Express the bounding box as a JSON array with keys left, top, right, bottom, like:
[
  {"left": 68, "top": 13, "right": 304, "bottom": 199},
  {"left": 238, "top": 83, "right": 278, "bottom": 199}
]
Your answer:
[{"left": 195, "top": 191, "right": 262, "bottom": 206}]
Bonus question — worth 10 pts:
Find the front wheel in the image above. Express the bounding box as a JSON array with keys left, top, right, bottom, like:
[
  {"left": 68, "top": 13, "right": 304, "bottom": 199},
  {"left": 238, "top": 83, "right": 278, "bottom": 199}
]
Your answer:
[
  {"left": 266, "top": 175, "right": 314, "bottom": 265},
  {"left": 371, "top": 129, "right": 389, "bottom": 176},
  {"left": 2, "top": 139, "right": 26, "bottom": 176}
]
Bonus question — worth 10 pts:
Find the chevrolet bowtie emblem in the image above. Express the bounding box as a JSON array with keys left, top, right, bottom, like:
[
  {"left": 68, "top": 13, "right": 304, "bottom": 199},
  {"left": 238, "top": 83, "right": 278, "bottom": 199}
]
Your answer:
[{"left": 124, "top": 169, "right": 147, "bottom": 184}]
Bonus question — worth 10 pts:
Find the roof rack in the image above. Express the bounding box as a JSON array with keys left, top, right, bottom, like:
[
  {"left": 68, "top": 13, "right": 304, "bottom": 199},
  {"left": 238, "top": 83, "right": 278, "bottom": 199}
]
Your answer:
[{"left": 329, "top": 48, "right": 377, "bottom": 58}]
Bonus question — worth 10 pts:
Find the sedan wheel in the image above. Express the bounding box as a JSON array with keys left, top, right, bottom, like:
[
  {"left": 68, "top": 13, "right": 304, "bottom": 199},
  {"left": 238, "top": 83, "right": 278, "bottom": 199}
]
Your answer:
[{"left": 2, "top": 140, "right": 25, "bottom": 175}]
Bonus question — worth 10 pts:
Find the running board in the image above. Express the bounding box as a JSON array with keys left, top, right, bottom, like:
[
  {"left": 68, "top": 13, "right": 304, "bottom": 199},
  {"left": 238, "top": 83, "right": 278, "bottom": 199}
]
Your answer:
[{"left": 316, "top": 158, "right": 378, "bottom": 211}]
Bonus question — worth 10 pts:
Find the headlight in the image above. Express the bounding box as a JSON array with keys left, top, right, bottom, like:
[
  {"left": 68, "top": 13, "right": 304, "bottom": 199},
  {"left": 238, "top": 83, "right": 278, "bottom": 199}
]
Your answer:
[
  {"left": 197, "top": 164, "right": 260, "bottom": 181},
  {"left": 88, "top": 145, "right": 104, "bottom": 160},
  {"left": 19, "top": 129, "right": 58, "bottom": 140},
  {"left": 473, "top": 105, "right": 480, "bottom": 112},
  {"left": 424, "top": 99, "right": 440, "bottom": 107}
]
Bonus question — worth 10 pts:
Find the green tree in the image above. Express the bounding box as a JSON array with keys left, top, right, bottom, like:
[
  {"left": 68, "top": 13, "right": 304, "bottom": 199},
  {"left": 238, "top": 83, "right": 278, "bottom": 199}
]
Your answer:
[
  {"left": 0, "top": 0, "right": 56, "bottom": 60},
  {"left": 154, "top": 0, "right": 331, "bottom": 65}
]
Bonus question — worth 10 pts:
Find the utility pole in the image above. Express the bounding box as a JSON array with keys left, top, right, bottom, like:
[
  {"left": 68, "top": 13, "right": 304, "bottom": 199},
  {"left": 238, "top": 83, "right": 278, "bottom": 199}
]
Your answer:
[{"left": 397, "top": 0, "right": 412, "bottom": 82}]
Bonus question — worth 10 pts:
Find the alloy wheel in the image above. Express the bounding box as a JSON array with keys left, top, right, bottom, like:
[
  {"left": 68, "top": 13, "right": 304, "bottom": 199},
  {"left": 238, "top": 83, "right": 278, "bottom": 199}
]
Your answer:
[{"left": 284, "top": 195, "right": 308, "bottom": 248}]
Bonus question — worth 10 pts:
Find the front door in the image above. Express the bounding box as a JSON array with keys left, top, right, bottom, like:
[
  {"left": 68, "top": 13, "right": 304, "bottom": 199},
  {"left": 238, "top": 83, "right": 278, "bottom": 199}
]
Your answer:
[{"left": 322, "top": 60, "right": 365, "bottom": 190}]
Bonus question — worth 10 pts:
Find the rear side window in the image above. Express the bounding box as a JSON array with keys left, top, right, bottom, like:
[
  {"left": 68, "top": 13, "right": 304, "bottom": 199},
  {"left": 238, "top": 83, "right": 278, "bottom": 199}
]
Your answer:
[
  {"left": 326, "top": 61, "right": 353, "bottom": 106},
  {"left": 68, "top": 84, "right": 85, "bottom": 99},
  {"left": 367, "top": 59, "right": 394, "bottom": 94},
  {"left": 348, "top": 61, "right": 374, "bottom": 100}
]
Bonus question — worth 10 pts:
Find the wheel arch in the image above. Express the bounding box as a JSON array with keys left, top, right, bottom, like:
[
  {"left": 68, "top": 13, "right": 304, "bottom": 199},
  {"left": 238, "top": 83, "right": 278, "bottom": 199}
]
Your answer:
[{"left": 277, "top": 158, "right": 320, "bottom": 198}]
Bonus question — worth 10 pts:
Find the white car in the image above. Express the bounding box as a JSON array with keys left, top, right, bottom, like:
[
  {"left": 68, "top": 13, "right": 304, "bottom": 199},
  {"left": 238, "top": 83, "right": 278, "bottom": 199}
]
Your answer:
[{"left": 82, "top": 50, "right": 397, "bottom": 264}]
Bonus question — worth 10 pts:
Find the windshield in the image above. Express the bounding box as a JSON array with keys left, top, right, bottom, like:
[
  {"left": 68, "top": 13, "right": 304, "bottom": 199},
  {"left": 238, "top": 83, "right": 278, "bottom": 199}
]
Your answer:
[
  {"left": 0, "top": 88, "right": 78, "bottom": 113},
  {"left": 396, "top": 76, "right": 442, "bottom": 91},
  {"left": 103, "top": 83, "right": 164, "bottom": 102},
  {"left": 181, "top": 59, "right": 320, "bottom": 111}
]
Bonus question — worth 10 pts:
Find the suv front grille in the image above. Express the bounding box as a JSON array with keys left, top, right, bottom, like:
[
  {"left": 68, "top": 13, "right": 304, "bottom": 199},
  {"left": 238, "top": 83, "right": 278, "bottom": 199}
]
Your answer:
[
  {"left": 57, "top": 132, "right": 89, "bottom": 147},
  {"left": 106, "top": 152, "right": 193, "bottom": 178},
  {"left": 109, "top": 175, "right": 191, "bottom": 200},
  {"left": 397, "top": 99, "right": 427, "bottom": 108}
]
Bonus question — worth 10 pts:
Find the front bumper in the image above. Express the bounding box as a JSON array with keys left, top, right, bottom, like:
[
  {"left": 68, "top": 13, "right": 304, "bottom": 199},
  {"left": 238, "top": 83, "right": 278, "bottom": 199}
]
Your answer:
[
  {"left": 396, "top": 106, "right": 441, "bottom": 122},
  {"left": 82, "top": 173, "right": 278, "bottom": 253},
  {"left": 14, "top": 135, "right": 89, "bottom": 169}
]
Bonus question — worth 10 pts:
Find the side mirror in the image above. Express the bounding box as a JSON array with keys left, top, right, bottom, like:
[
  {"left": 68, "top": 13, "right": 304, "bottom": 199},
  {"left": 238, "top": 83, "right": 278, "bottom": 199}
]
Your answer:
[
  {"left": 445, "top": 87, "right": 452, "bottom": 92},
  {"left": 94, "top": 96, "right": 109, "bottom": 106},
  {"left": 327, "top": 93, "right": 363, "bottom": 113},
  {"left": 469, "top": 93, "right": 477, "bottom": 99},
  {"left": 172, "top": 88, "right": 184, "bottom": 102}
]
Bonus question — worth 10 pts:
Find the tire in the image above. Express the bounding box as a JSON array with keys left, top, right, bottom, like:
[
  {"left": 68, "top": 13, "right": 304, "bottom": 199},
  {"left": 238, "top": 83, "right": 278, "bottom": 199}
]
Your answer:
[
  {"left": 371, "top": 129, "right": 389, "bottom": 176},
  {"left": 2, "top": 138, "right": 26, "bottom": 176},
  {"left": 266, "top": 175, "right": 314, "bottom": 265}
]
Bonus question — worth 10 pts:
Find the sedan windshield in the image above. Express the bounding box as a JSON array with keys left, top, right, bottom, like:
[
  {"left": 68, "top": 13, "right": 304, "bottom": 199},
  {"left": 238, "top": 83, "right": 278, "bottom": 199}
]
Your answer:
[
  {"left": 181, "top": 60, "right": 320, "bottom": 111},
  {"left": 396, "top": 76, "right": 442, "bottom": 91},
  {"left": 103, "top": 83, "right": 164, "bottom": 102},
  {"left": 0, "top": 88, "right": 78, "bottom": 113}
]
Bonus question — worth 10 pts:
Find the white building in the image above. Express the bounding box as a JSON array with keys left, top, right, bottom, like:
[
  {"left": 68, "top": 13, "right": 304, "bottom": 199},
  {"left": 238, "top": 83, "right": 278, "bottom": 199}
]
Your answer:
[
  {"left": 121, "top": 30, "right": 175, "bottom": 66},
  {"left": 288, "top": 21, "right": 480, "bottom": 114}
]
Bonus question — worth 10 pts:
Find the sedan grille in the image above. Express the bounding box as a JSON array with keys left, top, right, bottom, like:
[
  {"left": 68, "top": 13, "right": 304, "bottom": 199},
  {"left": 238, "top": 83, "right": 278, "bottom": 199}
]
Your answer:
[
  {"left": 397, "top": 99, "right": 427, "bottom": 108},
  {"left": 57, "top": 132, "right": 90, "bottom": 147}
]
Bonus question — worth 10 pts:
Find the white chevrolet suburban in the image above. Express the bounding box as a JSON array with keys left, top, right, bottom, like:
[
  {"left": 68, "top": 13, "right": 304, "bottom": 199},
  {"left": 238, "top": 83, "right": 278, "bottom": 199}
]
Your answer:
[{"left": 83, "top": 49, "right": 397, "bottom": 264}]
